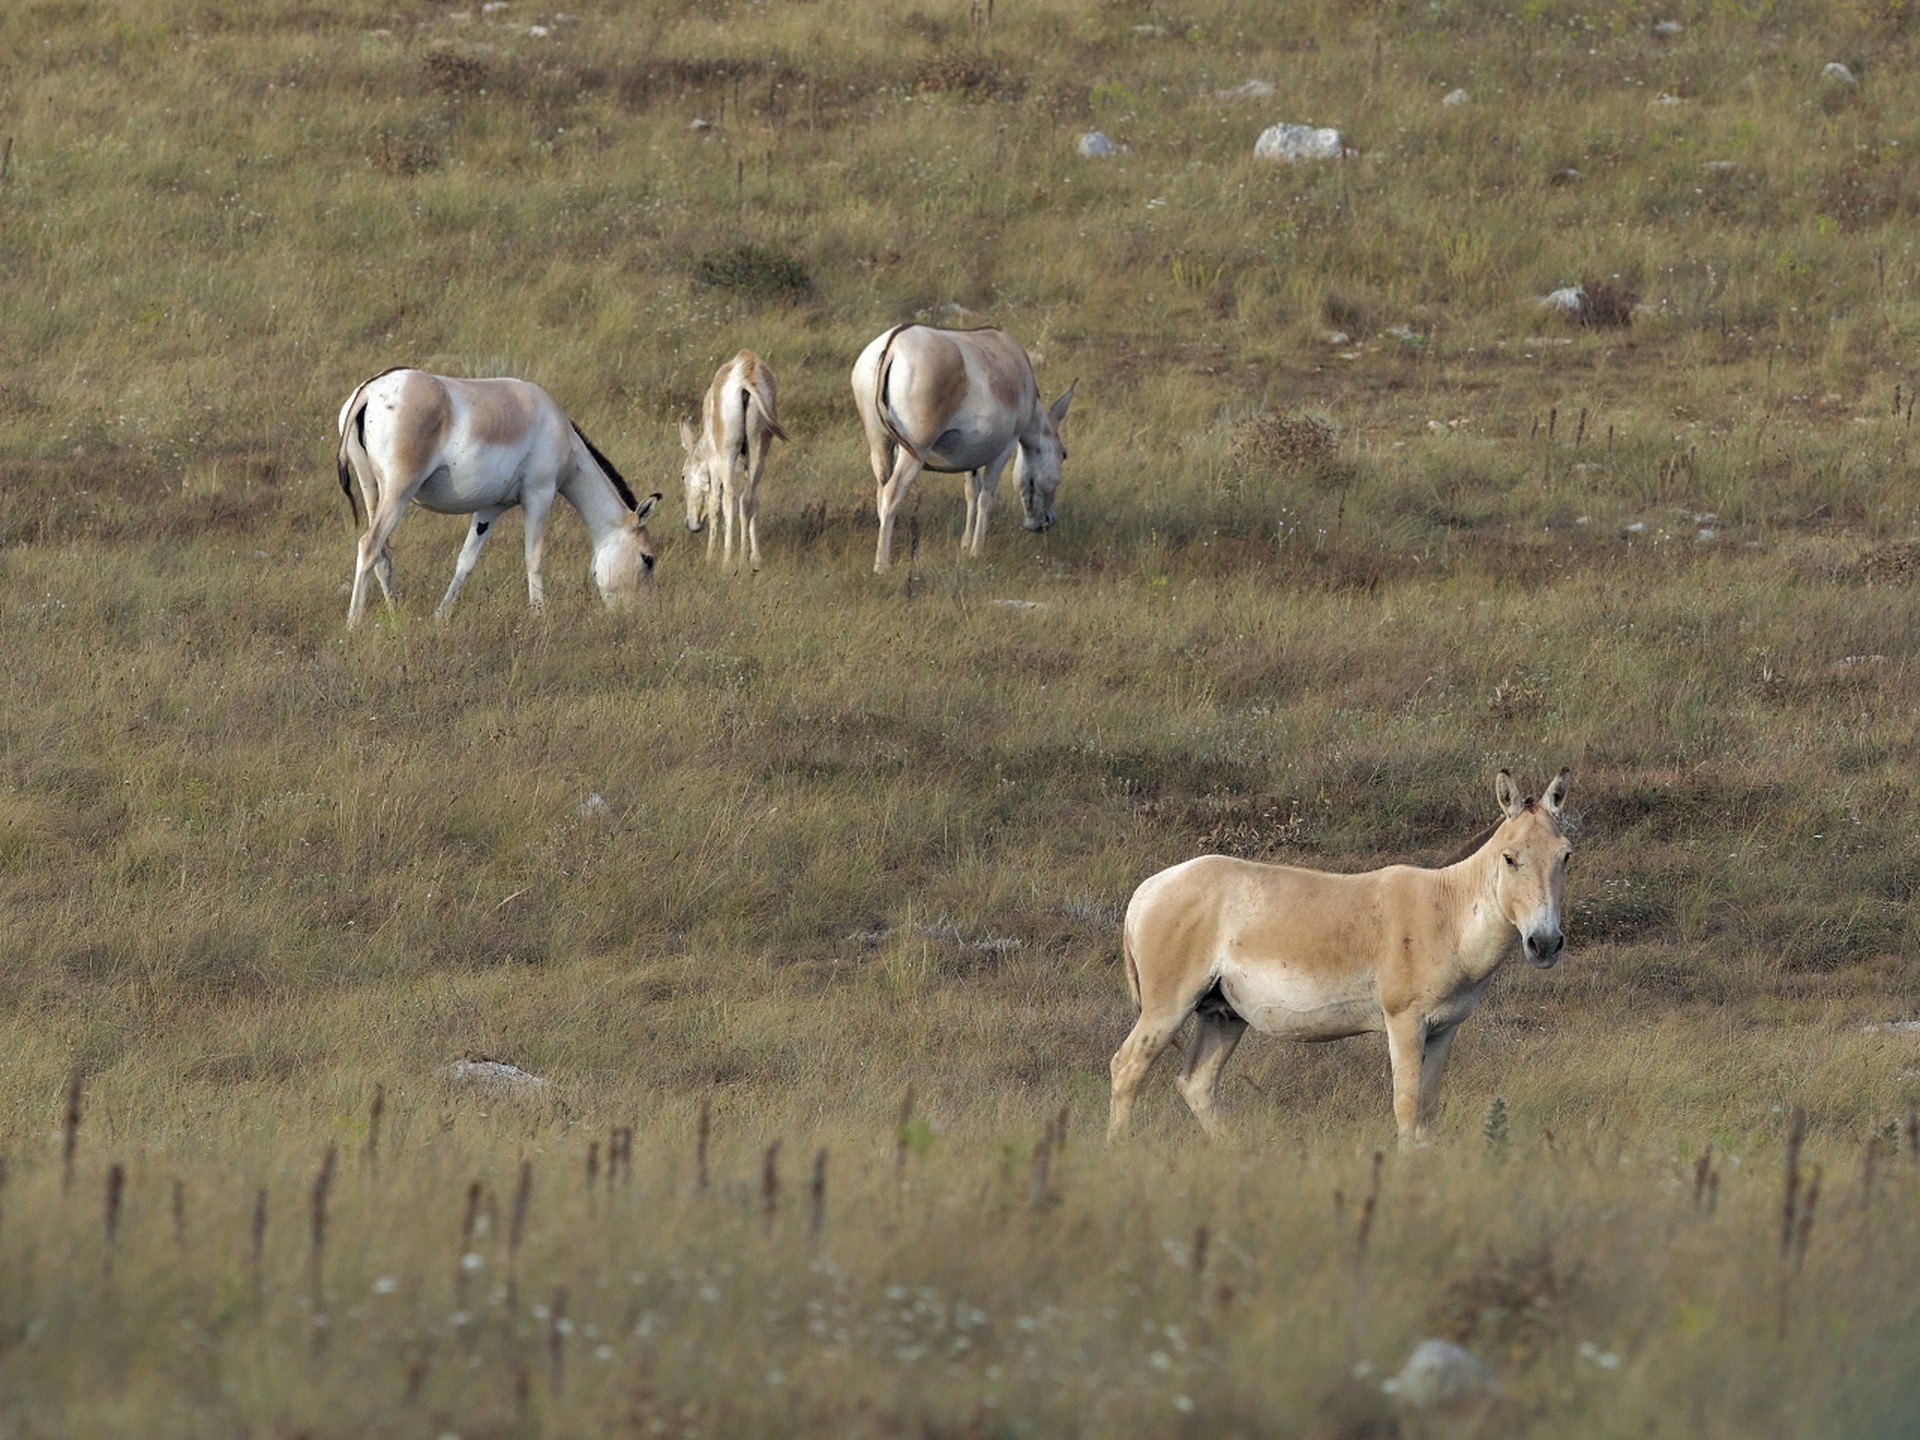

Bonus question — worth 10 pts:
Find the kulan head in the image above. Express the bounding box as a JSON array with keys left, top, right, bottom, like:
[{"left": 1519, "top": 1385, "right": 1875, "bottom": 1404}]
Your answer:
[
  {"left": 592, "top": 492, "right": 662, "bottom": 609},
  {"left": 1014, "top": 380, "right": 1077, "bottom": 532},
  {"left": 679, "top": 418, "right": 715, "bottom": 534},
  {"left": 1490, "top": 768, "right": 1573, "bottom": 968}
]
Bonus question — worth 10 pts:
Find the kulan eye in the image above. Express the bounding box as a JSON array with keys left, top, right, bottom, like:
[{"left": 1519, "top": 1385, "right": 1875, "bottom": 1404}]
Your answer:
[{"left": 1503, "top": 852, "right": 1518, "bottom": 868}]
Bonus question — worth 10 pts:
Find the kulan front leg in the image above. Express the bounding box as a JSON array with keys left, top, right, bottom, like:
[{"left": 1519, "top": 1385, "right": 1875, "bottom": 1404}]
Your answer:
[
  {"left": 436, "top": 507, "right": 506, "bottom": 621},
  {"left": 1175, "top": 1011, "right": 1248, "bottom": 1139},
  {"left": 1416, "top": 1020, "right": 1461, "bottom": 1134},
  {"left": 1384, "top": 1009, "right": 1430, "bottom": 1147},
  {"left": 521, "top": 490, "right": 555, "bottom": 611}
]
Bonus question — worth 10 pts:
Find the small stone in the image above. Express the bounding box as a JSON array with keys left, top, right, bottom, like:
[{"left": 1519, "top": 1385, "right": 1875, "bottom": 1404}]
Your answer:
[
  {"left": 1215, "top": 79, "right": 1274, "bottom": 99},
  {"left": 1078, "top": 131, "right": 1126, "bottom": 159},
  {"left": 1442, "top": 88, "right": 1470, "bottom": 106},
  {"left": 446, "top": 1060, "right": 550, "bottom": 1094},
  {"left": 1254, "top": 123, "right": 1346, "bottom": 162},
  {"left": 1651, "top": 18, "right": 1684, "bottom": 35},
  {"left": 1823, "top": 61, "right": 1859, "bottom": 85},
  {"left": 1385, "top": 1339, "right": 1494, "bottom": 1408}
]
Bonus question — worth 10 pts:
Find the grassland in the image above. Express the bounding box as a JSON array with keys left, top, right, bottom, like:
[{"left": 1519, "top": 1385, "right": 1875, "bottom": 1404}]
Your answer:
[{"left": 4, "top": 0, "right": 1920, "bottom": 1433}]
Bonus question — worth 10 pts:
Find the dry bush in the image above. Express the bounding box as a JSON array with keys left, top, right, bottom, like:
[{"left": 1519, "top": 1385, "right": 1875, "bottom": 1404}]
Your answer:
[
  {"left": 691, "top": 244, "right": 813, "bottom": 300},
  {"left": 368, "top": 134, "right": 440, "bottom": 175},
  {"left": 1231, "top": 413, "right": 1337, "bottom": 472},
  {"left": 1571, "top": 276, "right": 1638, "bottom": 328},
  {"left": 421, "top": 49, "right": 487, "bottom": 95},
  {"left": 915, "top": 50, "right": 1018, "bottom": 98}
]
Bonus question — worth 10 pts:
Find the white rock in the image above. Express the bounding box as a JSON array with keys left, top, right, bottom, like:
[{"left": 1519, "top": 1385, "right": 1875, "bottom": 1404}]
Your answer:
[
  {"left": 690, "top": 116, "right": 712, "bottom": 131},
  {"left": 1216, "top": 79, "right": 1275, "bottom": 100},
  {"left": 1703, "top": 160, "right": 1738, "bottom": 174},
  {"left": 991, "top": 599, "right": 1048, "bottom": 610},
  {"left": 1540, "top": 284, "right": 1587, "bottom": 314},
  {"left": 1442, "top": 88, "right": 1470, "bottom": 106},
  {"left": 1255, "top": 123, "right": 1346, "bottom": 162},
  {"left": 578, "top": 792, "right": 611, "bottom": 818},
  {"left": 1384, "top": 1339, "right": 1494, "bottom": 1408},
  {"left": 446, "top": 1059, "right": 550, "bottom": 1093},
  {"left": 1864, "top": 1019, "right": 1920, "bottom": 1035},
  {"left": 1653, "top": 92, "right": 1685, "bottom": 106},
  {"left": 1327, "top": 330, "right": 1352, "bottom": 346},
  {"left": 1823, "top": 61, "right": 1859, "bottom": 85},
  {"left": 1652, "top": 19, "right": 1684, "bottom": 35},
  {"left": 1078, "top": 131, "right": 1127, "bottom": 159}
]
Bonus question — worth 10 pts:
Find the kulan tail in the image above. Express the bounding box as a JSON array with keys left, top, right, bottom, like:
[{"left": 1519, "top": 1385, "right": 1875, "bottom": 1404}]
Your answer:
[
  {"left": 747, "top": 376, "right": 789, "bottom": 443},
  {"left": 1122, "top": 920, "right": 1141, "bottom": 1012},
  {"left": 872, "top": 324, "right": 927, "bottom": 464},
  {"left": 336, "top": 394, "right": 369, "bottom": 527}
]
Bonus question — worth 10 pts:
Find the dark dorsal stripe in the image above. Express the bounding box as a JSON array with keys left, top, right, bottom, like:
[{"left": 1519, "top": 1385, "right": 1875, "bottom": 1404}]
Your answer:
[
  {"left": 1437, "top": 818, "right": 1502, "bottom": 868},
  {"left": 571, "top": 422, "right": 640, "bottom": 512}
]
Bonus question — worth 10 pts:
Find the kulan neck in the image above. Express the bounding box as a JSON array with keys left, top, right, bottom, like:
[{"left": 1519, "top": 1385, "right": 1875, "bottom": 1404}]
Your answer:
[
  {"left": 562, "top": 448, "right": 635, "bottom": 552},
  {"left": 1443, "top": 845, "right": 1515, "bottom": 979}
]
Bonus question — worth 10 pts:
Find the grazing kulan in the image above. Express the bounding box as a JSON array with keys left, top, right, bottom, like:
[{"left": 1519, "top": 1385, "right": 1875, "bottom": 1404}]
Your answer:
[
  {"left": 335, "top": 368, "right": 662, "bottom": 627},
  {"left": 1109, "top": 770, "right": 1573, "bottom": 1147},
  {"left": 851, "top": 324, "right": 1075, "bottom": 573},
  {"left": 680, "top": 350, "right": 789, "bottom": 573}
]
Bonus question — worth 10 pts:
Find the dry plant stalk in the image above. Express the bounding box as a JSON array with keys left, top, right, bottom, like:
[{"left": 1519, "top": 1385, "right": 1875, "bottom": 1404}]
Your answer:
[
  {"left": 366, "top": 1083, "right": 385, "bottom": 1166},
  {"left": 310, "top": 1143, "right": 337, "bottom": 1295},
  {"left": 1794, "top": 1164, "right": 1822, "bottom": 1272},
  {"left": 696, "top": 1099, "right": 712, "bottom": 1194},
  {"left": 895, "top": 1085, "right": 916, "bottom": 1180},
  {"left": 1355, "top": 1149, "right": 1385, "bottom": 1266},
  {"left": 547, "top": 1285, "right": 569, "bottom": 1397},
  {"left": 508, "top": 1161, "right": 533, "bottom": 1311},
  {"left": 61, "top": 1071, "right": 82, "bottom": 1193},
  {"left": 808, "top": 1147, "right": 828, "bottom": 1245},
  {"left": 1780, "top": 1107, "right": 1807, "bottom": 1260},
  {"left": 171, "top": 1178, "right": 186, "bottom": 1248},
  {"left": 104, "top": 1162, "right": 125, "bottom": 1275},
  {"left": 250, "top": 1187, "right": 268, "bottom": 1308},
  {"left": 1693, "top": 1144, "right": 1716, "bottom": 1211},
  {"left": 457, "top": 1179, "right": 483, "bottom": 1308},
  {"left": 1029, "top": 1126, "right": 1053, "bottom": 1210},
  {"left": 762, "top": 1140, "right": 782, "bottom": 1232}
]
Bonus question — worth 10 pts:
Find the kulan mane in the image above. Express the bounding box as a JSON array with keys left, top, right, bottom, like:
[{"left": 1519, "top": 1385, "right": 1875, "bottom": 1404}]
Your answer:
[{"left": 571, "top": 422, "right": 640, "bottom": 512}]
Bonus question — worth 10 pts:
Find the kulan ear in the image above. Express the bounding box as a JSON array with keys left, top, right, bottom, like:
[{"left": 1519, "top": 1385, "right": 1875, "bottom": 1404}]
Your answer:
[
  {"left": 1049, "top": 379, "right": 1078, "bottom": 426},
  {"left": 678, "top": 419, "right": 697, "bottom": 454},
  {"left": 1495, "top": 769, "right": 1525, "bottom": 818},
  {"left": 634, "top": 492, "right": 662, "bottom": 524},
  {"left": 1542, "top": 767, "right": 1571, "bottom": 815}
]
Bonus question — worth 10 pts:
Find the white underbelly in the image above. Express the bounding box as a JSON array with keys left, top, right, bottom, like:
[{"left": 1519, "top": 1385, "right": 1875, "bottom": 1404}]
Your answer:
[{"left": 1218, "top": 961, "right": 1380, "bottom": 1041}]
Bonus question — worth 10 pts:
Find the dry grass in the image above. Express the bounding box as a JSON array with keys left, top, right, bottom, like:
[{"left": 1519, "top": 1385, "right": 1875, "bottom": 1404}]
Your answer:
[{"left": 3, "top": 0, "right": 1920, "bottom": 1432}]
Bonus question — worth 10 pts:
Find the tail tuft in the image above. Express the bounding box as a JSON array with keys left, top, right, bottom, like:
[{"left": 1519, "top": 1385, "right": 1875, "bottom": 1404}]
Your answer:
[{"left": 337, "top": 410, "right": 365, "bottom": 526}]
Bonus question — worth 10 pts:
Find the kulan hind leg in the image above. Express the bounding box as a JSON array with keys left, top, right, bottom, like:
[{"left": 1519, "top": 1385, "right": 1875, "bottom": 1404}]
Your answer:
[
  {"left": 1176, "top": 1011, "right": 1248, "bottom": 1139},
  {"left": 1108, "top": 1012, "right": 1183, "bottom": 1144}
]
